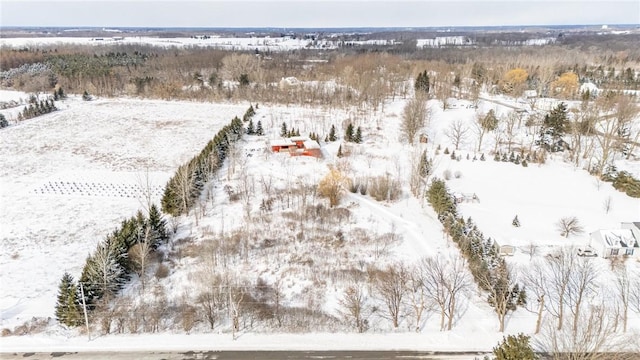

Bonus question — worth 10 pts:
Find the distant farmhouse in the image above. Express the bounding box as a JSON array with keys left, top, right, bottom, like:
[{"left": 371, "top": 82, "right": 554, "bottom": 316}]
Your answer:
[
  {"left": 589, "top": 222, "right": 640, "bottom": 258},
  {"left": 270, "top": 136, "right": 321, "bottom": 158}
]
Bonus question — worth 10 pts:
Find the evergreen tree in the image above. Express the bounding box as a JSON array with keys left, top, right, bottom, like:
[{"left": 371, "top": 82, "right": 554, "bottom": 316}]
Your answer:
[
  {"left": 55, "top": 272, "right": 83, "bottom": 327},
  {"left": 329, "top": 124, "right": 337, "bottom": 141},
  {"left": 256, "top": 120, "right": 264, "bottom": 136},
  {"left": 493, "top": 333, "right": 537, "bottom": 360},
  {"left": 148, "top": 204, "right": 168, "bottom": 247},
  {"left": 57, "top": 87, "right": 66, "bottom": 99},
  {"left": 337, "top": 144, "right": 343, "bottom": 158},
  {"left": 494, "top": 152, "right": 500, "bottom": 161},
  {"left": 280, "top": 122, "right": 288, "bottom": 137},
  {"left": 354, "top": 126, "right": 363, "bottom": 143},
  {"left": 540, "top": 102, "right": 569, "bottom": 152},
  {"left": 480, "top": 153, "right": 486, "bottom": 161},
  {"left": 418, "top": 150, "right": 432, "bottom": 178},
  {"left": 246, "top": 118, "right": 255, "bottom": 135},
  {"left": 512, "top": 215, "right": 520, "bottom": 227},
  {"left": 82, "top": 91, "right": 91, "bottom": 101},
  {"left": 0, "top": 114, "right": 8, "bottom": 128},
  {"left": 345, "top": 123, "right": 354, "bottom": 142},
  {"left": 415, "top": 70, "right": 430, "bottom": 93},
  {"left": 427, "top": 178, "right": 456, "bottom": 216},
  {"left": 509, "top": 152, "right": 516, "bottom": 163},
  {"left": 521, "top": 159, "right": 528, "bottom": 167},
  {"left": 444, "top": 147, "right": 450, "bottom": 155}
]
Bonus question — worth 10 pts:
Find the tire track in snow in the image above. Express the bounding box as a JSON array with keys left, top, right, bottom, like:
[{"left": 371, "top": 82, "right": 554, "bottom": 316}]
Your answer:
[{"left": 345, "top": 192, "right": 440, "bottom": 259}]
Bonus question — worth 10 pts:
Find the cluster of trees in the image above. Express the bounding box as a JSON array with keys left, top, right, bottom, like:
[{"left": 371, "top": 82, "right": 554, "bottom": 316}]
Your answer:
[
  {"left": 17, "top": 94, "right": 57, "bottom": 121},
  {"left": 344, "top": 122, "right": 363, "bottom": 143},
  {"left": 427, "top": 178, "right": 526, "bottom": 332},
  {"left": 161, "top": 113, "right": 244, "bottom": 216},
  {"left": 280, "top": 122, "right": 300, "bottom": 138},
  {"left": 243, "top": 106, "right": 263, "bottom": 136},
  {"left": 55, "top": 206, "right": 168, "bottom": 326},
  {"left": 602, "top": 167, "right": 640, "bottom": 198}
]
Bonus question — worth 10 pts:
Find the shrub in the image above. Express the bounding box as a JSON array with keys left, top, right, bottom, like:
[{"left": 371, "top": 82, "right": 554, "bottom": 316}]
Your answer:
[{"left": 368, "top": 175, "right": 401, "bottom": 202}]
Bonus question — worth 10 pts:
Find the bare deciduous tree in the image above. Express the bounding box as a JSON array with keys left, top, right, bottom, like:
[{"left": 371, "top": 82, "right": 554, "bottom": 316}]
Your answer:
[
  {"left": 418, "top": 255, "right": 470, "bottom": 331},
  {"left": 339, "top": 282, "right": 370, "bottom": 333},
  {"left": 522, "top": 261, "right": 547, "bottom": 334},
  {"left": 556, "top": 216, "right": 584, "bottom": 238},
  {"left": 317, "top": 167, "right": 349, "bottom": 207},
  {"left": 129, "top": 225, "right": 153, "bottom": 293},
  {"left": 546, "top": 247, "right": 576, "bottom": 331},
  {"left": 445, "top": 119, "right": 469, "bottom": 150},
  {"left": 401, "top": 95, "right": 429, "bottom": 144},
  {"left": 566, "top": 257, "right": 598, "bottom": 340},
  {"left": 374, "top": 263, "right": 408, "bottom": 328}
]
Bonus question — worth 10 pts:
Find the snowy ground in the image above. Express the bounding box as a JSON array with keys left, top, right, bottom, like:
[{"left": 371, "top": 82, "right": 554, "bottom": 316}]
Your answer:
[{"left": 1, "top": 90, "right": 639, "bottom": 353}]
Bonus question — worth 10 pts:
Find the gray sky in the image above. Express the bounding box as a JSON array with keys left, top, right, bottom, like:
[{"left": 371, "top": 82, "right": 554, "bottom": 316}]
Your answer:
[{"left": 1, "top": 0, "right": 638, "bottom": 28}]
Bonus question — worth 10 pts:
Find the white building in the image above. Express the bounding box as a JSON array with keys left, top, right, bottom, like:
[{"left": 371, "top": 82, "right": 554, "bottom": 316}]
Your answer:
[{"left": 589, "top": 222, "right": 640, "bottom": 258}]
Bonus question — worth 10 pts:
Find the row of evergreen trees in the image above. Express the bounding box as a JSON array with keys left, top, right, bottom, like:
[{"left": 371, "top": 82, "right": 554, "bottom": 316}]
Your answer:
[
  {"left": 426, "top": 179, "right": 526, "bottom": 328},
  {"left": 55, "top": 206, "right": 168, "bottom": 326},
  {"left": 161, "top": 112, "right": 244, "bottom": 216},
  {"left": 17, "top": 96, "right": 57, "bottom": 121}
]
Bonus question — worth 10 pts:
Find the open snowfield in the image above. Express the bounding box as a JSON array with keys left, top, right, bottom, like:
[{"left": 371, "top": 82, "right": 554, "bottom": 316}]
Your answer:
[
  {"left": 0, "top": 95, "right": 248, "bottom": 328},
  {"left": 1, "top": 88, "right": 639, "bottom": 353}
]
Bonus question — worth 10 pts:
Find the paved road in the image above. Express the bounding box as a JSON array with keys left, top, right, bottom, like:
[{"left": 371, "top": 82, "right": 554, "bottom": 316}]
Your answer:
[{"left": 1, "top": 351, "right": 488, "bottom": 360}]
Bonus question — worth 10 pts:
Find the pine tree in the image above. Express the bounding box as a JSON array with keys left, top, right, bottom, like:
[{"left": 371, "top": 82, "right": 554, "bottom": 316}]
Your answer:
[
  {"left": 540, "top": 102, "right": 569, "bottom": 152},
  {"left": 493, "top": 334, "right": 537, "bottom": 360},
  {"left": 246, "top": 118, "right": 255, "bottom": 135},
  {"left": 444, "top": 147, "right": 450, "bottom": 155},
  {"left": 354, "top": 126, "right": 362, "bottom": 143},
  {"left": 148, "top": 204, "right": 168, "bottom": 247},
  {"left": 55, "top": 272, "right": 83, "bottom": 327},
  {"left": 256, "top": 120, "right": 264, "bottom": 136},
  {"left": 522, "top": 159, "right": 528, "bottom": 167},
  {"left": 427, "top": 178, "right": 456, "bottom": 216},
  {"left": 337, "top": 145, "right": 343, "bottom": 158},
  {"left": 345, "top": 123, "right": 354, "bottom": 142},
  {"left": 329, "top": 124, "right": 337, "bottom": 141},
  {"left": 0, "top": 114, "right": 8, "bottom": 128},
  {"left": 57, "top": 87, "right": 66, "bottom": 99},
  {"left": 480, "top": 153, "right": 486, "bottom": 161},
  {"left": 512, "top": 215, "right": 520, "bottom": 227},
  {"left": 509, "top": 152, "right": 516, "bottom": 163},
  {"left": 82, "top": 91, "right": 91, "bottom": 101},
  {"left": 280, "top": 122, "right": 288, "bottom": 137},
  {"left": 494, "top": 152, "right": 500, "bottom": 161},
  {"left": 418, "top": 150, "right": 432, "bottom": 178},
  {"left": 415, "top": 70, "right": 430, "bottom": 93}
]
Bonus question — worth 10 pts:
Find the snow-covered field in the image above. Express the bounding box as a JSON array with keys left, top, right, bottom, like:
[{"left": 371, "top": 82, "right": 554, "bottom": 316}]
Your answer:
[{"left": 0, "top": 88, "right": 639, "bottom": 353}]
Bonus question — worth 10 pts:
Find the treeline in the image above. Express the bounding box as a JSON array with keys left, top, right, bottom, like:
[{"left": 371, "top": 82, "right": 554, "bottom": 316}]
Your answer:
[
  {"left": 426, "top": 178, "right": 526, "bottom": 332},
  {"left": 55, "top": 205, "right": 168, "bottom": 326},
  {"left": 161, "top": 110, "right": 245, "bottom": 216}
]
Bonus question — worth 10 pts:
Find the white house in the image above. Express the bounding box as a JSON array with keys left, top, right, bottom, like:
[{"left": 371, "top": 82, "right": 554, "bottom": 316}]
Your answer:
[{"left": 590, "top": 226, "right": 639, "bottom": 258}]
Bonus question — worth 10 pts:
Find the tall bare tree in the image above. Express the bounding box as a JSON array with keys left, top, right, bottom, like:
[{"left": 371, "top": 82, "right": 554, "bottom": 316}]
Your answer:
[
  {"left": 445, "top": 119, "right": 469, "bottom": 150},
  {"left": 522, "top": 260, "right": 548, "bottom": 334},
  {"left": 546, "top": 247, "right": 576, "bottom": 331},
  {"left": 339, "top": 282, "right": 370, "bottom": 333},
  {"left": 418, "top": 255, "right": 470, "bottom": 331},
  {"left": 401, "top": 95, "right": 429, "bottom": 144},
  {"left": 374, "top": 263, "right": 409, "bottom": 328}
]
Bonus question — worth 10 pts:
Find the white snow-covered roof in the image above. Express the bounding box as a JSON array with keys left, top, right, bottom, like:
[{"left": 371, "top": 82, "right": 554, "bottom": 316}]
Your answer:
[
  {"left": 303, "top": 140, "right": 320, "bottom": 150},
  {"left": 590, "top": 229, "right": 639, "bottom": 249},
  {"left": 270, "top": 139, "right": 295, "bottom": 147}
]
